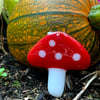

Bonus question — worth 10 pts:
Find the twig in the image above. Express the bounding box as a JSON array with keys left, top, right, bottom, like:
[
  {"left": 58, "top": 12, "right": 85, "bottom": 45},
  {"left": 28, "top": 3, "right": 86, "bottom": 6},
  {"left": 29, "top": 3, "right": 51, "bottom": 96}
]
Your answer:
[
  {"left": 0, "top": 15, "right": 8, "bottom": 55},
  {"left": 79, "top": 70, "right": 100, "bottom": 82},
  {"left": 73, "top": 74, "right": 97, "bottom": 100},
  {"left": 0, "top": 46, "right": 8, "bottom": 54},
  {"left": 79, "top": 71, "right": 96, "bottom": 82}
]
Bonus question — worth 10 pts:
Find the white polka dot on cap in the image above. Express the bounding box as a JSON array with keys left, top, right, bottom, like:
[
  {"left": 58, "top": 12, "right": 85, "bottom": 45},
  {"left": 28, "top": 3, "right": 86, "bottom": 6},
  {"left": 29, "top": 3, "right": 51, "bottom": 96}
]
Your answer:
[
  {"left": 55, "top": 52, "right": 62, "bottom": 60},
  {"left": 49, "top": 40, "right": 56, "bottom": 47},
  {"left": 39, "top": 50, "right": 46, "bottom": 58},
  {"left": 72, "top": 53, "right": 81, "bottom": 61}
]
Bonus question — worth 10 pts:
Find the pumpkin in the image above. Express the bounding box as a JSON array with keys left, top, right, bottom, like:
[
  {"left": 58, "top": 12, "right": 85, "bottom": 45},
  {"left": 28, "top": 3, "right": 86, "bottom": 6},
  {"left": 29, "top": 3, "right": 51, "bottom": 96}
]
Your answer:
[{"left": 7, "top": 0, "right": 100, "bottom": 67}]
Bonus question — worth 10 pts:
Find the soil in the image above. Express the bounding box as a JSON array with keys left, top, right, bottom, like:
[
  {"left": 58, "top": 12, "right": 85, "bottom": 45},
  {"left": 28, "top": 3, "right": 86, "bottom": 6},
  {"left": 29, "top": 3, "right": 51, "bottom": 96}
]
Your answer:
[{"left": 0, "top": 50, "right": 100, "bottom": 100}]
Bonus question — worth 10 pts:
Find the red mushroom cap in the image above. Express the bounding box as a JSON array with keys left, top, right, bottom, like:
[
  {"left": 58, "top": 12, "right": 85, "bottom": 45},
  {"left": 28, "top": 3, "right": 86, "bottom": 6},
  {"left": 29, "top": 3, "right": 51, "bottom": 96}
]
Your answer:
[{"left": 27, "top": 31, "right": 91, "bottom": 70}]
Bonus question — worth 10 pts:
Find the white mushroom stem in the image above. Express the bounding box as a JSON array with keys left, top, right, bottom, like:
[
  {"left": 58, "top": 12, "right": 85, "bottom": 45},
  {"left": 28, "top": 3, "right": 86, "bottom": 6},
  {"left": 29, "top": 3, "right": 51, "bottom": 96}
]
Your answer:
[{"left": 48, "top": 68, "right": 66, "bottom": 97}]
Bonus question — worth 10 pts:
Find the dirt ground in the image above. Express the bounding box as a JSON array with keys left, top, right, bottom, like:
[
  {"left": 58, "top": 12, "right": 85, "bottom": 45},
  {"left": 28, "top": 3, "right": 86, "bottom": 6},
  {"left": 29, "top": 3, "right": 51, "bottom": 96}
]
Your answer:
[{"left": 0, "top": 50, "right": 100, "bottom": 100}]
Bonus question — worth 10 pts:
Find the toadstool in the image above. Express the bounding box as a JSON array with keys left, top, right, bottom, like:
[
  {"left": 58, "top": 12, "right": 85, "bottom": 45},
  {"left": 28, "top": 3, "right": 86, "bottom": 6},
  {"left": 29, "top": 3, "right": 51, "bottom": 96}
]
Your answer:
[{"left": 27, "top": 31, "right": 91, "bottom": 97}]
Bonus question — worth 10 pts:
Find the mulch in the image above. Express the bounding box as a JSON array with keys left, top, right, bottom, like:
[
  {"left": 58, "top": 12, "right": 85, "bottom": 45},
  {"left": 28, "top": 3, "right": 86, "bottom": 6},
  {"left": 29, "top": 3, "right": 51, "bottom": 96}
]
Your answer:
[{"left": 0, "top": 51, "right": 100, "bottom": 100}]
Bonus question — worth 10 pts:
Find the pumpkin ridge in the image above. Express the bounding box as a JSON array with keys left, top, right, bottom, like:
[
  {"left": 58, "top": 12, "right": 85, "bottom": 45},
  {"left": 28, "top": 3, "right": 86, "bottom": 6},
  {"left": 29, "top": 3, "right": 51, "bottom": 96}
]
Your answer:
[
  {"left": 81, "top": 31, "right": 95, "bottom": 52},
  {"left": 69, "top": 24, "right": 89, "bottom": 35},
  {"left": 8, "top": 11, "right": 87, "bottom": 24},
  {"left": 74, "top": 26, "right": 91, "bottom": 42},
  {"left": 63, "top": 3, "right": 86, "bottom": 10},
  {"left": 8, "top": 43, "right": 34, "bottom": 46},
  {"left": 83, "top": 0, "right": 91, "bottom": 9},
  {"left": 88, "top": 31, "right": 96, "bottom": 53},
  {"left": 74, "top": 0, "right": 88, "bottom": 9},
  {"left": 89, "top": 0, "right": 97, "bottom": 7},
  {"left": 79, "top": 27, "right": 91, "bottom": 42}
]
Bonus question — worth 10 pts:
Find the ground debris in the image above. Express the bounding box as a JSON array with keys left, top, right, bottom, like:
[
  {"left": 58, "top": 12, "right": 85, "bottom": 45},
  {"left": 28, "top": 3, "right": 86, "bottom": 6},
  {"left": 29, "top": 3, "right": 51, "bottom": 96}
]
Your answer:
[{"left": 0, "top": 53, "right": 100, "bottom": 100}]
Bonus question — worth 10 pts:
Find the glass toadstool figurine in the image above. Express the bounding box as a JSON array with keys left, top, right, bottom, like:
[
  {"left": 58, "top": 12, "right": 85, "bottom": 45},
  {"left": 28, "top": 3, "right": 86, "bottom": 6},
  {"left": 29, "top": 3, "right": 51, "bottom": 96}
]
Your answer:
[{"left": 27, "top": 31, "right": 91, "bottom": 97}]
